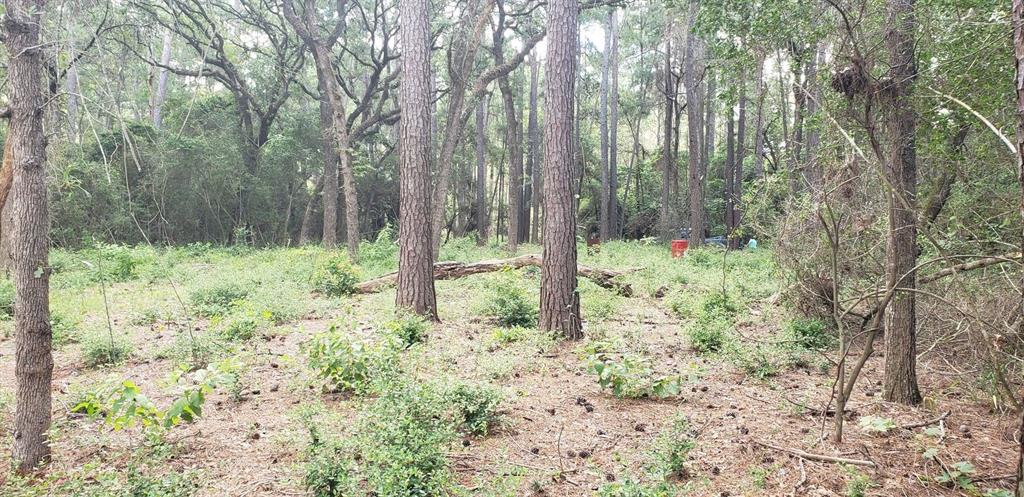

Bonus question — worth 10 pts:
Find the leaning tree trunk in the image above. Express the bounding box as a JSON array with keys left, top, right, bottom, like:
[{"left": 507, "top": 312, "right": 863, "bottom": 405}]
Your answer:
[
  {"left": 540, "top": 0, "right": 581, "bottom": 339},
  {"left": 6, "top": 0, "right": 53, "bottom": 473},
  {"left": 397, "top": 0, "right": 438, "bottom": 319},
  {"left": 684, "top": 5, "right": 705, "bottom": 246},
  {"left": 1014, "top": 0, "right": 1024, "bottom": 492},
  {"left": 881, "top": 0, "right": 922, "bottom": 406}
]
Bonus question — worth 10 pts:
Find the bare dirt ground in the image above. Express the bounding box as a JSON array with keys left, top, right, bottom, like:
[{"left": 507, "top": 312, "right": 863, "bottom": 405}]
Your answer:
[{"left": 1, "top": 268, "right": 1017, "bottom": 497}]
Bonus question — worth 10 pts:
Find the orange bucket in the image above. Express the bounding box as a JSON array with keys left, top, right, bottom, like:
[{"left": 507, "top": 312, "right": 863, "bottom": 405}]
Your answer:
[{"left": 670, "top": 239, "right": 689, "bottom": 258}]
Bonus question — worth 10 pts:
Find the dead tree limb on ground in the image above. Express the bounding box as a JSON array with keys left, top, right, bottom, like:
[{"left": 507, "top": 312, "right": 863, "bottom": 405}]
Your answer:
[{"left": 354, "top": 254, "right": 638, "bottom": 296}]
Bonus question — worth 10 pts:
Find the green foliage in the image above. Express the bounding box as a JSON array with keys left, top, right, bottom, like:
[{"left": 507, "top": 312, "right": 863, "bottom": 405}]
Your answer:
[
  {"left": 188, "top": 281, "right": 249, "bottom": 317},
  {"left": 597, "top": 479, "right": 677, "bottom": 497},
  {"left": 786, "top": 318, "right": 832, "bottom": 350},
  {"left": 445, "top": 382, "right": 503, "bottom": 436},
  {"left": 381, "top": 313, "right": 430, "bottom": 348},
  {"left": 935, "top": 461, "right": 977, "bottom": 491},
  {"left": 586, "top": 342, "right": 683, "bottom": 399},
  {"left": 311, "top": 254, "right": 361, "bottom": 297},
  {"left": 124, "top": 467, "right": 198, "bottom": 497},
  {"left": 484, "top": 271, "right": 538, "bottom": 327},
  {"left": 213, "top": 307, "right": 267, "bottom": 341},
  {"left": 652, "top": 415, "right": 696, "bottom": 479},
  {"left": 728, "top": 344, "right": 781, "bottom": 380},
  {"left": 687, "top": 317, "right": 730, "bottom": 354},
  {"left": 857, "top": 415, "right": 896, "bottom": 434},
  {"left": 843, "top": 465, "right": 873, "bottom": 497},
  {"left": 305, "top": 325, "right": 400, "bottom": 394},
  {"left": 0, "top": 278, "right": 14, "bottom": 318},
  {"left": 82, "top": 331, "right": 133, "bottom": 367},
  {"left": 489, "top": 326, "right": 532, "bottom": 345}
]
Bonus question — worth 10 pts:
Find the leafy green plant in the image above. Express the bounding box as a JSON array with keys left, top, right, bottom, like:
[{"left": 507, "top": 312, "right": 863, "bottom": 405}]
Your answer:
[
  {"left": 843, "top": 465, "right": 873, "bottom": 497},
  {"left": 213, "top": 308, "right": 266, "bottom": 341},
  {"left": 587, "top": 351, "right": 682, "bottom": 399},
  {"left": 445, "top": 382, "right": 503, "bottom": 436},
  {"left": 729, "top": 344, "right": 781, "bottom": 380},
  {"left": 787, "top": 318, "right": 833, "bottom": 350},
  {"left": 484, "top": 271, "right": 538, "bottom": 327},
  {"left": 652, "top": 414, "right": 695, "bottom": 479},
  {"left": 311, "top": 254, "right": 361, "bottom": 296},
  {"left": 489, "top": 326, "right": 532, "bottom": 345},
  {"left": 935, "top": 461, "right": 978, "bottom": 491},
  {"left": 381, "top": 313, "right": 429, "bottom": 348},
  {"left": 0, "top": 278, "right": 14, "bottom": 318},
  {"left": 188, "top": 281, "right": 249, "bottom": 317},
  {"left": 305, "top": 325, "right": 400, "bottom": 394},
  {"left": 597, "top": 479, "right": 676, "bottom": 497},
  {"left": 857, "top": 415, "right": 896, "bottom": 434}
]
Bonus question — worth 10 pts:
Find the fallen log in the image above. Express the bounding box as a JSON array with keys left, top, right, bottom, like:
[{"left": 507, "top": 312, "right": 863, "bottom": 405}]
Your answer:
[
  {"left": 919, "top": 252, "right": 1022, "bottom": 284},
  {"left": 354, "top": 254, "right": 637, "bottom": 296}
]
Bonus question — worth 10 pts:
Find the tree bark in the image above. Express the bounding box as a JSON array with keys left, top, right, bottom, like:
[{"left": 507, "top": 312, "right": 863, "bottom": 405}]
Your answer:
[
  {"left": 752, "top": 56, "right": 766, "bottom": 179},
  {"left": 298, "top": 173, "right": 324, "bottom": 245},
  {"left": 540, "top": 0, "right": 581, "bottom": 339},
  {"left": 730, "top": 71, "right": 747, "bottom": 250},
  {"left": 805, "top": 43, "right": 822, "bottom": 190},
  {"left": 704, "top": 70, "right": 716, "bottom": 189},
  {"left": 492, "top": 7, "right": 523, "bottom": 252},
  {"left": 881, "top": 0, "right": 922, "bottom": 406},
  {"left": 609, "top": 11, "right": 620, "bottom": 239},
  {"left": 1015, "top": 1, "right": 1024, "bottom": 492},
  {"left": 725, "top": 103, "right": 736, "bottom": 243},
  {"left": 659, "top": 25, "right": 674, "bottom": 241},
  {"left": 318, "top": 92, "right": 340, "bottom": 249},
  {"left": 6, "top": 0, "right": 53, "bottom": 473},
  {"left": 528, "top": 53, "right": 542, "bottom": 243},
  {"left": 599, "top": 8, "right": 611, "bottom": 242},
  {"left": 475, "top": 99, "right": 490, "bottom": 246},
  {"left": 684, "top": 3, "right": 705, "bottom": 245},
  {"left": 151, "top": 29, "right": 173, "bottom": 131},
  {"left": 397, "top": 0, "right": 438, "bottom": 319}
]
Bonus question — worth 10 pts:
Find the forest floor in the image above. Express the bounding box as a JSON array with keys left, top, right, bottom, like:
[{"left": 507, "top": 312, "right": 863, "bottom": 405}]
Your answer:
[{"left": 0, "top": 238, "right": 1018, "bottom": 497}]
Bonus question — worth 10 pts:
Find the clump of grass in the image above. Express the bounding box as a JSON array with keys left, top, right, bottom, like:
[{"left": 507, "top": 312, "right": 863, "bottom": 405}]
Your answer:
[
  {"left": 380, "top": 312, "right": 430, "bottom": 348},
  {"left": 786, "top": 317, "right": 833, "bottom": 350},
  {"left": 82, "top": 330, "right": 133, "bottom": 367},
  {"left": 685, "top": 292, "right": 741, "bottom": 354},
  {"left": 188, "top": 280, "right": 249, "bottom": 317},
  {"left": 652, "top": 414, "right": 696, "bottom": 479},
  {"left": 213, "top": 309, "right": 266, "bottom": 341}
]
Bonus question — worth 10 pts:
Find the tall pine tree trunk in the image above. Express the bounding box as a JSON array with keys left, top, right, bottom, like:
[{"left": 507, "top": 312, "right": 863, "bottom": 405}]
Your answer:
[
  {"left": 599, "top": 9, "right": 611, "bottom": 241},
  {"left": 881, "top": 0, "right": 922, "bottom": 405},
  {"left": 752, "top": 56, "right": 766, "bottom": 179},
  {"left": 609, "top": 11, "right": 620, "bottom": 238},
  {"left": 528, "top": 54, "right": 542, "bottom": 243},
  {"left": 540, "top": 0, "right": 581, "bottom": 339},
  {"left": 659, "top": 25, "right": 674, "bottom": 241},
  {"left": 684, "top": 3, "right": 705, "bottom": 246},
  {"left": 6, "top": 0, "right": 53, "bottom": 473},
  {"left": 397, "top": 0, "right": 438, "bottom": 319},
  {"left": 730, "top": 72, "right": 747, "bottom": 250},
  {"left": 475, "top": 99, "right": 489, "bottom": 246}
]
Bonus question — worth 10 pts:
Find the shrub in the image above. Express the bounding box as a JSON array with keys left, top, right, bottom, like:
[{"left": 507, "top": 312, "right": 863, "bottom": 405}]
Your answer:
[
  {"left": 381, "top": 313, "right": 429, "bottom": 348},
  {"left": 445, "top": 382, "right": 503, "bottom": 436},
  {"left": 84, "top": 243, "right": 153, "bottom": 283},
  {"left": 597, "top": 479, "right": 676, "bottom": 497},
  {"left": 728, "top": 344, "right": 781, "bottom": 380},
  {"left": 155, "top": 331, "right": 223, "bottom": 371},
  {"left": 305, "top": 325, "right": 400, "bottom": 394},
  {"left": 214, "top": 310, "right": 265, "bottom": 341},
  {"left": 489, "top": 326, "right": 531, "bottom": 345},
  {"left": 188, "top": 281, "right": 249, "bottom": 317},
  {"left": 787, "top": 318, "right": 833, "bottom": 350},
  {"left": 686, "top": 316, "right": 730, "bottom": 354},
  {"left": 652, "top": 414, "right": 696, "bottom": 479},
  {"left": 82, "top": 331, "right": 133, "bottom": 367},
  {"left": 311, "top": 254, "right": 361, "bottom": 296},
  {"left": 587, "top": 351, "right": 682, "bottom": 399},
  {"left": 484, "top": 271, "right": 537, "bottom": 327},
  {"left": 0, "top": 278, "right": 14, "bottom": 318}
]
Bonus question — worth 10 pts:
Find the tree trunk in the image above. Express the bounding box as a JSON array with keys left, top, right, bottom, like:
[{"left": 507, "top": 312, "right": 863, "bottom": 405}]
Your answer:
[
  {"left": 684, "top": 4, "right": 705, "bottom": 246},
  {"left": 725, "top": 104, "right": 736, "bottom": 243},
  {"left": 805, "top": 43, "right": 822, "bottom": 189},
  {"left": 1015, "top": 2, "right": 1024, "bottom": 492},
  {"left": 540, "top": 0, "right": 581, "bottom": 339},
  {"left": 752, "top": 56, "right": 766, "bottom": 179},
  {"left": 298, "top": 173, "right": 324, "bottom": 245},
  {"left": 704, "top": 70, "right": 716, "bottom": 186},
  {"left": 498, "top": 76, "right": 522, "bottom": 252},
  {"left": 881, "top": 0, "right": 922, "bottom": 406},
  {"left": 528, "top": 54, "right": 542, "bottom": 243},
  {"left": 397, "top": 0, "right": 438, "bottom": 319},
  {"left": 152, "top": 29, "right": 173, "bottom": 131},
  {"left": 475, "top": 99, "right": 490, "bottom": 246},
  {"left": 318, "top": 93, "right": 339, "bottom": 249},
  {"left": 599, "top": 9, "right": 611, "bottom": 242},
  {"left": 6, "top": 0, "right": 53, "bottom": 473},
  {"left": 609, "top": 11, "right": 620, "bottom": 238},
  {"left": 659, "top": 26, "right": 674, "bottom": 241},
  {"left": 731, "top": 71, "right": 747, "bottom": 250}
]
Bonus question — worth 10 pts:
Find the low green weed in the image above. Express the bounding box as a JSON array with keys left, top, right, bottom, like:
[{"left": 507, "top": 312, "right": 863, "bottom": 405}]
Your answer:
[
  {"left": 311, "top": 254, "right": 361, "bottom": 296},
  {"left": 304, "top": 325, "right": 400, "bottom": 394}
]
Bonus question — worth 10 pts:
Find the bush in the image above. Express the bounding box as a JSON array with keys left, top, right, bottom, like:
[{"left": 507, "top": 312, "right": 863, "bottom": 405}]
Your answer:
[
  {"left": 155, "top": 331, "right": 223, "bottom": 371},
  {"left": 0, "top": 278, "right": 14, "bottom": 318},
  {"left": 686, "top": 316, "right": 730, "bottom": 354},
  {"left": 305, "top": 325, "right": 400, "bottom": 394},
  {"left": 82, "top": 331, "right": 132, "bottom": 367},
  {"left": 445, "top": 382, "right": 503, "bottom": 436},
  {"left": 311, "top": 254, "right": 361, "bottom": 297},
  {"left": 381, "top": 313, "right": 429, "bottom": 348},
  {"left": 787, "top": 318, "right": 833, "bottom": 350},
  {"left": 484, "top": 271, "right": 537, "bottom": 327},
  {"left": 587, "top": 347, "right": 683, "bottom": 399},
  {"left": 214, "top": 310, "right": 265, "bottom": 341},
  {"left": 303, "top": 381, "right": 458, "bottom": 497},
  {"left": 729, "top": 344, "right": 781, "bottom": 380},
  {"left": 489, "top": 326, "right": 532, "bottom": 345},
  {"left": 188, "top": 281, "right": 249, "bottom": 317},
  {"left": 597, "top": 479, "right": 676, "bottom": 497},
  {"left": 652, "top": 414, "right": 696, "bottom": 479},
  {"left": 83, "top": 243, "right": 154, "bottom": 283}
]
